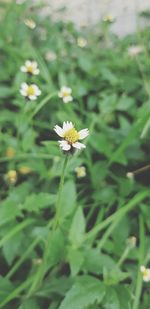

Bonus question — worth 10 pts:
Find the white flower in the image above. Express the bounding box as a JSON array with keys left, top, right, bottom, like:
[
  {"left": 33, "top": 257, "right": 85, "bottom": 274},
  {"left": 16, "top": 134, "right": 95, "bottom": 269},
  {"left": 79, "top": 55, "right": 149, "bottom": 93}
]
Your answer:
[
  {"left": 127, "top": 45, "right": 144, "bottom": 57},
  {"left": 20, "top": 60, "right": 40, "bottom": 75},
  {"left": 58, "top": 86, "right": 73, "bottom": 103},
  {"left": 140, "top": 265, "right": 150, "bottom": 282},
  {"left": 20, "top": 83, "right": 41, "bottom": 100},
  {"left": 24, "top": 19, "right": 36, "bottom": 29},
  {"left": 54, "top": 121, "right": 89, "bottom": 151},
  {"left": 45, "top": 51, "right": 57, "bottom": 62},
  {"left": 75, "top": 166, "right": 86, "bottom": 178},
  {"left": 77, "top": 37, "right": 87, "bottom": 48}
]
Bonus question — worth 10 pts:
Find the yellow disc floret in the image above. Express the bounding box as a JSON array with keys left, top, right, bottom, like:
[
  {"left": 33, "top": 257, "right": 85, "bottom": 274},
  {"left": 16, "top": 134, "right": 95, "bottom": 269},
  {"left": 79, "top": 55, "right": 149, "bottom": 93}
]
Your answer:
[
  {"left": 63, "top": 128, "right": 79, "bottom": 144},
  {"left": 27, "top": 86, "right": 35, "bottom": 96},
  {"left": 27, "top": 65, "right": 34, "bottom": 73}
]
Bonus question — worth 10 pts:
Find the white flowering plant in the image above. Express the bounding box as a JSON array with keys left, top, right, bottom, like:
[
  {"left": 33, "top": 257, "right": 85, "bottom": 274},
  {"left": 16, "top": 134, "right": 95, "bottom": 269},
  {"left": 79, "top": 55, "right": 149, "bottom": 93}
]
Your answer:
[{"left": 0, "top": 1, "right": 150, "bottom": 309}]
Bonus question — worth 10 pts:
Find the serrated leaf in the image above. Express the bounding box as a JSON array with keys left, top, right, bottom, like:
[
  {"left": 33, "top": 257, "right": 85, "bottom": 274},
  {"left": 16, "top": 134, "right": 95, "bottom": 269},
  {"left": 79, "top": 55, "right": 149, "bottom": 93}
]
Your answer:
[
  {"left": 102, "top": 287, "right": 120, "bottom": 309},
  {"left": 21, "top": 193, "right": 56, "bottom": 212},
  {"left": 84, "top": 248, "right": 116, "bottom": 274},
  {"left": 59, "top": 276, "right": 105, "bottom": 309}
]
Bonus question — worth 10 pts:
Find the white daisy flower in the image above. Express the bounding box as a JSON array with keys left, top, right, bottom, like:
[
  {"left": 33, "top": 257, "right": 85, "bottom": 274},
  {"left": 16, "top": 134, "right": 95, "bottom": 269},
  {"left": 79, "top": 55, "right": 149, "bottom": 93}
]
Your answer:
[
  {"left": 140, "top": 265, "right": 150, "bottom": 282},
  {"left": 24, "top": 19, "right": 36, "bottom": 29},
  {"left": 20, "top": 83, "right": 41, "bottom": 101},
  {"left": 77, "top": 37, "right": 87, "bottom": 48},
  {"left": 127, "top": 45, "right": 144, "bottom": 57},
  {"left": 20, "top": 60, "right": 40, "bottom": 75},
  {"left": 75, "top": 166, "right": 86, "bottom": 178},
  {"left": 45, "top": 50, "right": 57, "bottom": 62},
  {"left": 54, "top": 121, "right": 89, "bottom": 152},
  {"left": 58, "top": 86, "right": 73, "bottom": 103}
]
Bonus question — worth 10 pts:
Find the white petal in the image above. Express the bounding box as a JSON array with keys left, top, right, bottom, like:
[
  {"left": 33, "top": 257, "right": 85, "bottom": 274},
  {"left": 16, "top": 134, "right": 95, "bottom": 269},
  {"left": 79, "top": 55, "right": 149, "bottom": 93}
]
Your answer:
[
  {"left": 32, "top": 85, "right": 41, "bottom": 95},
  {"left": 25, "top": 60, "right": 32, "bottom": 66},
  {"left": 140, "top": 266, "right": 146, "bottom": 272},
  {"left": 29, "top": 95, "right": 37, "bottom": 100},
  {"left": 72, "top": 142, "right": 86, "bottom": 149},
  {"left": 58, "top": 140, "right": 71, "bottom": 151},
  {"left": 20, "top": 90, "right": 27, "bottom": 96},
  {"left": 54, "top": 125, "right": 64, "bottom": 137},
  {"left": 21, "top": 82, "right": 28, "bottom": 90},
  {"left": 62, "top": 86, "right": 72, "bottom": 94},
  {"left": 34, "top": 69, "right": 40, "bottom": 75},
  {"left": 36, "top": 89, "right": 41, "bottom": 95},
  {"left": 32, "top": 61, "right": 38, "bottom": 68},
  {"left": 63, "top": 121, "right": 73, "bottom": 132},
  {"left": 78, "top": 128, "right": 89, "bottom": 140},
  {"left": 63, "top": 96, "right": 73, "bottom": 103},
  {"left": 20, "top": 66, "right": 27, "bottom": 72}
]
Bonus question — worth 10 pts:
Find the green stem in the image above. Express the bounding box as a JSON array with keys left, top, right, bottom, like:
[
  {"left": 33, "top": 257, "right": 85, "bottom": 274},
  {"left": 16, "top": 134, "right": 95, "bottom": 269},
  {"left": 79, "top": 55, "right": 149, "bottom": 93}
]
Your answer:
[
  {"left": 6, "top": 238, "right": 40, "bottom": 279},
  {"left": 85, "top": 191, "right": 149, "bottom": 242},
  {"left": 117, "top": 247, "right": 130, "bottom": 268},
  {"left": 27, "top": 154, "right": 69, "bottom": 297},
  {"left": 54, "top": 154, "right": 69, "bottom": 228},
  {"left": 0, "top": 276, "right": 34, "bottom": 309},
  {"left": 30, "top": 92, "right": 57, "bottom": 119}
]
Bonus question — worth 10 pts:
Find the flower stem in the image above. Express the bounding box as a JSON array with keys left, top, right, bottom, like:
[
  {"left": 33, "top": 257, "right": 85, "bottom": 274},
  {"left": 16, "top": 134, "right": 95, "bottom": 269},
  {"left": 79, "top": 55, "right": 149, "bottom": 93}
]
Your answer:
[
  {"left": 26, "top": 154, "right": 69, "bottom": 297},
  {"left": 54, "top": 154, "right": 69, "bottom": 228},
  {"left": 30, "top": 92, "right": 57, "bottom": 119}
]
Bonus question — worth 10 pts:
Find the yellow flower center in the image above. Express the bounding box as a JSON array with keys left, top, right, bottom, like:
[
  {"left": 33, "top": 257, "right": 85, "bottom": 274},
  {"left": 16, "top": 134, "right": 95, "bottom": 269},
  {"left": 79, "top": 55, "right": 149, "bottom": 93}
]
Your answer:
[
  {"left": 27, "top": 65, "right": 34, "bottom": 73},
  {"left": 63, "top": 91, "right": 70, "bottom": 97},
  {"left": 63, "top": 128, "right": 79, "bottom": 144},
  {"left": 27, "top": 86, "right": 35, "bottom": 96},
  {"left": 143, "top": 270, "right": 149, "bottom": 277}
]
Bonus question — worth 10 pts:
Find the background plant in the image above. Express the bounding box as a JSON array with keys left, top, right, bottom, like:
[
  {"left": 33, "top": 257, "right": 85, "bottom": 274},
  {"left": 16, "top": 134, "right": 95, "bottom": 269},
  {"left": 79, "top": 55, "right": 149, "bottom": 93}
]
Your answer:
[{"left": 0, "top": 1, "right": 150, "bottom": 308}]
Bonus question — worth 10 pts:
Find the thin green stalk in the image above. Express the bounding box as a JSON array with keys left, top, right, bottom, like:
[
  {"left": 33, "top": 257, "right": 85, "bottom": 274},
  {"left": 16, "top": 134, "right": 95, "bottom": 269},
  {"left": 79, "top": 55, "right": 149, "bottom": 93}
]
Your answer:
[
  {"left": 54, "top": 154, "right": 69, "bottom": 228},
  {"left": 27, "top": 155, "right": 69, "bottom": 296},
  {"left": 85, "top": 191, "right": 149, "bottom": 242},
  {"left": 6, "top": 238, "right": 40, "bottom": 279},
  {"left": 30, "top": 92, "right": 57, "bottom": 119},
  {"left": 117, "top": 247, "right": 130, "bottom": 268},
  {"left": 0, "top": 276, "right": 33, "bottom": 309},
  {"left": 97, "top": 217, "right": 120, "bottom": 250},
  {"left": 132, "top": 216, "right": 145, "bottom": 309},
  {"left": 0, "top": 219, "right": 34, "bottom": 248}
]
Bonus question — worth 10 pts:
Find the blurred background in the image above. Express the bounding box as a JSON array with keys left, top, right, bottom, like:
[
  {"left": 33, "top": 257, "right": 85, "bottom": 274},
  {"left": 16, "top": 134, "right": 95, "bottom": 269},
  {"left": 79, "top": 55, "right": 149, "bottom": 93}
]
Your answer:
[{"left": 41, "top": 0, "right": 150, "bottom": 36}]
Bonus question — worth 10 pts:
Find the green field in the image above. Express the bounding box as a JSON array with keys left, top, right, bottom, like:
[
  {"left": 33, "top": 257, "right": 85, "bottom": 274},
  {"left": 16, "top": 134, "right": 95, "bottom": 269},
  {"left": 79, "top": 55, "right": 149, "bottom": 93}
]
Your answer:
[{"left": 0, "top": 1, "right": 150, "bottom": 308}]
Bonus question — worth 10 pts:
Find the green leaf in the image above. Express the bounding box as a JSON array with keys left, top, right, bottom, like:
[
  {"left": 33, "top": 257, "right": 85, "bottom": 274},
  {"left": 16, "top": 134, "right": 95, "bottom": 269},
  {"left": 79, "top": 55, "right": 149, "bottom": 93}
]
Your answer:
[
  {"left": 0, "top": 198, "right": 21, "bottom": 226},
  {"left": 3, "top": 232, "right": 24, "bottom": 265},
  {"left": 102, "top": 287, "right": 120, "bottom": 309},
  {"left": 46, "top": 228, "right": 65, "bottom": 267},
  {"left": 84, "top": 248, "right": 116, "bottom": 274},
  {"left": 69, "top": 207, "right": 85, "bottom": 247},
  {"left": 60, "top": 180, "right": 76, "bottom": 219},
  {"left": 21, "top": 193, "right": 56, "bottom": 212},
  {"left": 59, "top": 276, "right": 105, "bottom": 309},
  {"left": 67, "top": 247, "right": 84, "bottom": 276},
  {"left": 36, "top": 276, "right": 73, "bottom": 298},
  {"left": 0, "top": 277, "right": 14, "bottom": 302}
]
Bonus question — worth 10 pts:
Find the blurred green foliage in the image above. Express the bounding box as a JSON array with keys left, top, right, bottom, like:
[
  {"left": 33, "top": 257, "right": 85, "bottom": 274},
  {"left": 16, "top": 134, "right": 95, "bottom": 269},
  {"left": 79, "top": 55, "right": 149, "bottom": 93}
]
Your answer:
[{"left": 0, "top": 1, "right": 150, "bottom": 308}]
